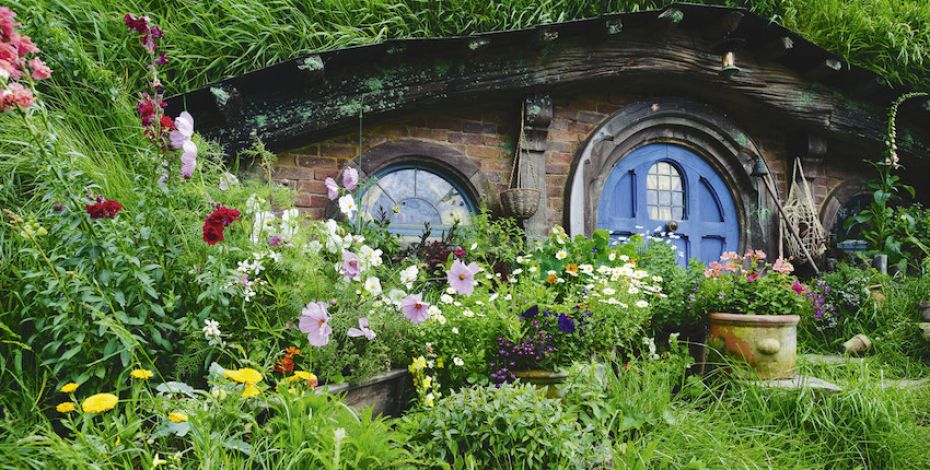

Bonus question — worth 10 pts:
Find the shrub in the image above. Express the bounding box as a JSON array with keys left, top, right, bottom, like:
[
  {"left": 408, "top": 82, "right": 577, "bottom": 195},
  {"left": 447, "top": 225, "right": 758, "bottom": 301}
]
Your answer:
[{"left": 400, "top": 384, "right": 604, "bottom": 469}]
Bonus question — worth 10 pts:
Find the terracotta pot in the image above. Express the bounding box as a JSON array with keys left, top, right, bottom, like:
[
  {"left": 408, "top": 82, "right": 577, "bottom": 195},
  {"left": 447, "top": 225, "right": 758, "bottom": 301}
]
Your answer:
[
  {"left": 919, "top": 301, "right": 930, "bottom": 322},
  {"left": 706, "top": 313, "right": 800, "bottom": 380},
  {"left": 513, "top": 369, "right": 568, "bottom": 398},
  {"left": 868, "top": 284, "right": 885, "bottom": 305}
]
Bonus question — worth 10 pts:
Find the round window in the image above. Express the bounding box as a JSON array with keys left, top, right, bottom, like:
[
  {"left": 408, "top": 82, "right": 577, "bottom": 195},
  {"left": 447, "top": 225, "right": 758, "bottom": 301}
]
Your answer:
[{"left": 360, "top": 166, "right": 475, "bottom": 235}]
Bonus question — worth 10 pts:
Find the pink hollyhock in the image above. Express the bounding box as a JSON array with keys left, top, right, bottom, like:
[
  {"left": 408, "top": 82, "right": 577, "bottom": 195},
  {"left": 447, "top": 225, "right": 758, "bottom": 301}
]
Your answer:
[
  {"left": 791, "top": 280, "right": 805, "bottom": 295},
  {"left": 446, "top": 259, "right": 480, "bottom": 296},
  {"left": 324, "top": 177, "right": 339, "bottom": 200},
  {"left": 347, "top": 317, "right": 376, "bottom": 341},
  {"left": 28, "top": 57, "right": 50, "bottom": 80},
  {"left": 400, "top": 294, "right": 430, "bottom": 324},
  {"left": 772, "top": 258, "right": 794, "bottom": 274},
  {"left": 341, "top": 251, "right": 361, "bottom": 280},
  {"left": 298, "top": 301, "right": 332, "bottom": 347},
  {"left": 4, "top": 82, "right": 33, "bottom": 109},
  {"left": 342, "top": 167, "right": 359, "bottom": 191}
]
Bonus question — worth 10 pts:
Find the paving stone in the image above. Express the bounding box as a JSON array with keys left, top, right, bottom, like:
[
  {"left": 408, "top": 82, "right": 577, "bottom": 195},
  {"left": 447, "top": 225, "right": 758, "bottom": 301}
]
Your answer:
[
  {"left": 747, "top": 375, "right": 842, "bottom": 394},
  {"left": 800, "top": 354, "right": 865, "bottom": 365},
  {"left": 878, "top": 378, "right": 930, "bottom": 390}
]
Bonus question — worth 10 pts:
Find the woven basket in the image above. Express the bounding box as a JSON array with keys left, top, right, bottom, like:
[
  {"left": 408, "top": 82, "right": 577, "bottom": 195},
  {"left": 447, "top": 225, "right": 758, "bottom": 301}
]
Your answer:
[{"left": 501, "top": 188, "right": 540, "bottom": 220}]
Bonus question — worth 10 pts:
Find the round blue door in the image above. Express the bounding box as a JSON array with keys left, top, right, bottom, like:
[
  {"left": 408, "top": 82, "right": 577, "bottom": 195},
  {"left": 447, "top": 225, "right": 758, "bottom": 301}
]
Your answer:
[{"left": 597, "top": 143, "right": 739, "bottom": 265}]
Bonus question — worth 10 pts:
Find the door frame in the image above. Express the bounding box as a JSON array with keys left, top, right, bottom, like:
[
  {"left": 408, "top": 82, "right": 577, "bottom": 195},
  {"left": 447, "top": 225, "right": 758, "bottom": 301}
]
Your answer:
[{"left": 565, "top": 99, "right": 775, "bottom": 254}]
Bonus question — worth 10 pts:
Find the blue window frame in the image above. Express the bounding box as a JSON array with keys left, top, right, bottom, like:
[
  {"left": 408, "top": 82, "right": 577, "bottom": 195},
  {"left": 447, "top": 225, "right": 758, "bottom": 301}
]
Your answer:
[{"left": 360, "top": 164, "right": 476, "bottom": 236}]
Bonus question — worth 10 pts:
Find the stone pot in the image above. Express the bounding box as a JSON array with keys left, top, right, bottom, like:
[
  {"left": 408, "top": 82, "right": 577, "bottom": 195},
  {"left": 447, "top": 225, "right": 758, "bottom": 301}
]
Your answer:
[
  {"left": 706, "top": 313, "right": 800, "bottom": 380},
  {"left": 513, "top": 369, "right": 569, "bottom": 398},
  {"left": 919, "top": 301, "right": 930, "bottom": 322}
]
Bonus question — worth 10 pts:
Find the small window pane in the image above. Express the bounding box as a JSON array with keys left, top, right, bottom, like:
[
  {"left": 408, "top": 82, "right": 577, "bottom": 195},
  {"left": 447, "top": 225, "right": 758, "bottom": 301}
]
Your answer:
[
  {"left": 646, "top": 162, "right": 686, "bottom": 221},
  {"left": 361, "top": 166, "right": 475, "bottom": 236}
]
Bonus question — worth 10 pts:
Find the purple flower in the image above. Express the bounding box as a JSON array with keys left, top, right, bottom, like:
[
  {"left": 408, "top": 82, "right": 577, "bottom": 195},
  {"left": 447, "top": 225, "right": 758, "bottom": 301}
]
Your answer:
[
  {"left": 342, "top": 167, "right": 359, "bottom": 191},
  {"left": 298, "top": 301, "right": 332, "bottom": 347},
  {"left": 269, "top": 235, "right": 283, "bottom": 247},
  {"left": 170, "top": 112, "right": 194, "bottom": 149},
  {"left": 453, "top": 247, "right": 466, "bottom": 257},
  {"left": 341, "top": 251, "right": 361, "bottom": 280},
  {"left": 446, "top": 259, "right": 479, "bottom": 296},
  {"left": 324, "top": 177, "right": 339, "bottom": 200},
  {"left": 400, "top": 294, "right": 430, "bottom": 324},
  {"left": 180, "top": 140, "right": 197, "bottom": 179},
  {"left": 557, "top": 314, "right": 576, "bottom": 334},
  {"left": 521, "top": 305, "right": 539, "bottom": 319},
  {"left": 347, "top": 317, "right": 376, "bottom": 340}
]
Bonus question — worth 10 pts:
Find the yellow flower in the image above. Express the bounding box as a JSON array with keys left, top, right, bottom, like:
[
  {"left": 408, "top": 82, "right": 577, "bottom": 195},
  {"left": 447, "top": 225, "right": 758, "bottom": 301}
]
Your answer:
[
  {"left": 224, "top": 368, "right": 263, "bottom": 385},
  {"left": 241, "top": 384, "right": 260, "bottom": 398},
  {"left": 56, "top": 401, "right": 76, "bottom": 413},
  {"left": 287, "top": 371, "right": 318, "bottom": 387},
  {"left": 60, "top": 382, "right": 79, "bottom": 394},
  {"left": 408, "top": 356, "right": 427, "bottom": 373},
  {"left": 81, "top": 393, "right": 118, "bottom": 413},
  {"left": 167, "top": 412, "right": 188, "bottom": 423},
  {"left": 130, "top": 369, "right": 154, "bottom": 380},
  {"left": 422, "top": 376, "right": 433, "bottom": 389}
]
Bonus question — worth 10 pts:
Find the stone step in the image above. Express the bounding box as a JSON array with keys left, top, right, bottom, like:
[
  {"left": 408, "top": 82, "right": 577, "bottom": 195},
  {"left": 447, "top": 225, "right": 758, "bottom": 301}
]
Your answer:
[
  {"left": 800, "top": 354, "right": 865, "bottom": 365},
  {"left": 746, "top": 375, "right": 843, "bottom": 394}
]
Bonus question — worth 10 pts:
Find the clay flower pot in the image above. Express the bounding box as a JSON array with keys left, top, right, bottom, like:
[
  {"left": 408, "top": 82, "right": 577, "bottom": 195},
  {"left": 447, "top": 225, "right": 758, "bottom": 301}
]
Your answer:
[
  {"left": 840, "top": 334, "right": 872, "bottom": 355},
  {"left": 706, "top": 313, "right": 800, "bottom": 380},
  {"left": 513, "top": 369, "right": 568, "bottom": 398}
]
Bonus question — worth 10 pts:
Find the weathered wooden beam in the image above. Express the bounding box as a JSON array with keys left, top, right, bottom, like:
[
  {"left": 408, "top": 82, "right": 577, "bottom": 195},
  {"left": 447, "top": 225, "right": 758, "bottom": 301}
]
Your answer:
[
  {"left": 757, "top": 36, "right": 794, "bottom": 61},
  {"left": 803, "top": 58, "right": 843, "bottom": 82},
  {"left": 703, "top": 11, "right": 744, "bottom": 40},
  {"left": 209, "top": 84, "right": 241, "bottom": 123},
  {"left": 604, "top": 18, "right": 623, "bottom": 35},
  {"left": 173, "top": 29, "right": 929, "bottom": 161},
  {"left": 847, "top": 76, "right": 888, "bottom": 99},
  {"left": 296, "top": 55, "right": 324, "bottom": 82},
  {"left": 656, "top": 8, "right": 684, "bottom": 29}
]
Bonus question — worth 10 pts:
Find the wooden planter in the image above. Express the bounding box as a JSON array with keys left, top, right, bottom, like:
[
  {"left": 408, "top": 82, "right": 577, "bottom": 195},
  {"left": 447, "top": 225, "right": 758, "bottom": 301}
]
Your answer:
[
  {"left": 323, "top": 369, "right": 412, "bottom": 417},
  {"left": 706, "top": 313, "right": 800, "bottom": 380}
]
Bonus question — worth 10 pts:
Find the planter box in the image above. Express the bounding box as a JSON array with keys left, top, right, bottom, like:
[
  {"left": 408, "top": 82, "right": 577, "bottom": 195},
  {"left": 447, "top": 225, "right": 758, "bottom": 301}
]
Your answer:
[
  {"left": 706, "top": 313, "right": 800, "bottom": 379},
  {"left": 322, "top": 369, "right": 412, "bottom": 417}
]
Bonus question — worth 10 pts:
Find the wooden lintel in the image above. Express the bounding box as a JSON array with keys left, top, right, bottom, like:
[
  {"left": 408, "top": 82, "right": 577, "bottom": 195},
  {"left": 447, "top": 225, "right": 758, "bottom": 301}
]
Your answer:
[
  {"left": 537, "top": 28, "right": 559, "bottom": 43},
  {"left": 803, "top": 58, "right": 843, "bottom": 81},
  {"left": 791, "top": 133, "right": 828, "bottom": 161},
  {"left": 210, "top": 85, "right": 241, "bottom": 122},
  {"left": 604, "top": 18, "right": 623, "bottom": 35},
  {"left": 846, "top": 76, "right": 887, "bottom": 98},
  {"left": 467, "top": 37, "right": 491, "bottom": 53},
  {"left": 703, "top": 11, "right": 744, "bottom": 40},
  {"left": 296, "top": 55, "right": 324, "bottom": 82},
  {"left": 757, "top": 36, "right": 794, "bottom": 61},
  {"left": 656, "top": 8, "right": 684, "bottom": 29}
]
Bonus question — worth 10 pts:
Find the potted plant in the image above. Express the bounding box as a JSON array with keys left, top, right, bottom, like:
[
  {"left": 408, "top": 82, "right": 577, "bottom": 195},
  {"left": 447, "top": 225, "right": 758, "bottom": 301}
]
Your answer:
[{"left": 694, "top": 251, "right": 813, "bottom": 379}]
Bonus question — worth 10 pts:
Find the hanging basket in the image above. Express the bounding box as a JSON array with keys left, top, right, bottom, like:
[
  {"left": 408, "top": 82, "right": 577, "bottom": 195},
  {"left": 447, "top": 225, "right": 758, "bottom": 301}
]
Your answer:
[{"left": 501, "top": 188, "right": 540, "bottom": 220}]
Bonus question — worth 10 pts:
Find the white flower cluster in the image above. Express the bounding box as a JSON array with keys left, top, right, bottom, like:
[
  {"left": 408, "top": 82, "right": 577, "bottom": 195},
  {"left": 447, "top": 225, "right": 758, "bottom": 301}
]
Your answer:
[
  {"left": 250, "top": 208, "right": 299, "bottom": 245},
  {"left": 202, "top": 319, "right": 223, "bottom": 346}
]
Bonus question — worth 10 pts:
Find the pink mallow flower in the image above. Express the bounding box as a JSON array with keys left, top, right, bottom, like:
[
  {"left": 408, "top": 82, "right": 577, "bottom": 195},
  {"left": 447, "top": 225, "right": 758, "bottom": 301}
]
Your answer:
[
  {"left": 324, "top": 177, "right": 339, "bottom": 200},
  {"left": 170, "top": 111, "right": 194, "bottom": 148},
  {"left": 298, "top": 301, "right": 332, "bottom": 347},
  {"left": 340, "top": 251, "right": 361, "bottom": 280},
  {"left": 347, "top": 317, "right": 376, "bottom": 341},
  {"left": 446, "top": 259, "right": 480, "bottom": 296},
  {"left": 400, "top": 294, "right": 430, "bottom": 324},
  {"left": 772, "top": 258, "right": 794, "bottom": 274},
  {"left": 342, "top": 167, "right": 359, "bottom": 191}
]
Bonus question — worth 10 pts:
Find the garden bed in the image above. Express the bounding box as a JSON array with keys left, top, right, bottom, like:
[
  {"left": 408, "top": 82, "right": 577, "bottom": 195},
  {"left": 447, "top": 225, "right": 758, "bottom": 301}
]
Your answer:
[{"left": 322, "top": 369, "right": 412, "bottom": 417}]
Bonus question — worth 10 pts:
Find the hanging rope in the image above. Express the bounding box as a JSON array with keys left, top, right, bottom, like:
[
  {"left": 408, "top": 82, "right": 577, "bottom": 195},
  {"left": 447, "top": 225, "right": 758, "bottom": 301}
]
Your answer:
[{"left": 782, "top": 158, "right": 827, "bottom": 263}]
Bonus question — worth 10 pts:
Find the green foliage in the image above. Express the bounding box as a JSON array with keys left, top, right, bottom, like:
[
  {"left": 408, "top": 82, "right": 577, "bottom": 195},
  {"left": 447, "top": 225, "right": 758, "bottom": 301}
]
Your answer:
[{"left": 400, "top": 383, "right": 602, "bottom": 469}]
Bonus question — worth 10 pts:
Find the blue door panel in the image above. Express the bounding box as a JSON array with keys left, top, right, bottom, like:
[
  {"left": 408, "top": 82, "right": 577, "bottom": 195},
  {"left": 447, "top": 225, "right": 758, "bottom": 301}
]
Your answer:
[{"left": 597, "top": 143, "right": 739, "bottom": 265}]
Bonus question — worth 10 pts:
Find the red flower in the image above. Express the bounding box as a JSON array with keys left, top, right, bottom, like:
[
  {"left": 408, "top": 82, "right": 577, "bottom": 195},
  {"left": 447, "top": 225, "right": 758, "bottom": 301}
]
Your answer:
[
  {"left": 746, "top": 272, "right": 761, "bottom": 282},
  {"left": 791, "top": 280, "right": 805, "bottom": 295},
  {"left": 274, "top": 356, "right": 295, "bottom": 374},
  {"left": 202, "top": 221, "right": 224, "bottom": 245},
  {"left": 85, "top": 199, "right": 123, "bottom": 219},
  {"left": 207, "top": 206, "right": 240, "bottom": 227},
  {"left": 159, "top": 114, "right": 175, "bottom": 130}
]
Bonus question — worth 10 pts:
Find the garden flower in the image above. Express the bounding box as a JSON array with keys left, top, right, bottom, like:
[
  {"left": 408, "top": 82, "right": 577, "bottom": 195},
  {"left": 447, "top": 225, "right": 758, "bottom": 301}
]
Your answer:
[
  {"left": 168, "top": 412, "right": 188, "bottom": 423},
  {"left": 224, "top": 368, "right": 263, "bottom": 385},
  {"left": 169, "top": 112, "right": 194, "bottom": 149},
  {"left": 791, "top": 280, "right": 805, "bottom": 295},
  {"left": 364, "top": 276, "right": 382, "bottom": 295},
  {"left": 453, "top": 357, "right": 464, "bottom": 366},
  {"left": 400, "top": 265, "right": 419, "bottom": 288},
  {"left": 241, "top": 384, "right": 260, "bottom": 398},
  {"left": 274, "top": 356, "right": 294, "bottom": 374},
  {"left": 218, "top": 172, "right": 239, "bottom": 191},
  {"left": 324, "top": 177, "right": 339, "bottom": 200},
  {"left": 635, "top": 300, "right": 649, "bottom": 308},
  {"left": 446, "top": 259, "right": 480, "bottom": 296},
  {"left": 299, "top": 301, "right": 332, "bottom": 346},
  {"left": 27, "top": 57, "right": 51, "bottom": 80},
  {"left": 287, "top": 371, "right": 318, "bottom": 387},
  {"left": 746, "top": 273, "right": 761, "bottom": 282},
  {"left": 453, "top": 247, "right": 466, "bottom": 257},
  {"left": 56, "top": 401, "right": 76, "bottom": 413},
  {"left": 340, "top": 250, "right": 361, "bottom": 280},
  {"left": 131, "top": 369, "right": 154, "bottom": 380},
  {"left": 400, "top": 294, "right": 430, "bottom": 324},
  {"left": 555, "top": 250, "right": 567, "bottom": 260},
  {"left": 81, "top": 393, "right": 118, "bottom": 413},
  {"left": 772, "top": 257, "right": 794, "bottom": 274},
  {"left": 557, "top": 314, "right": 576, "bottom": 334},
  {"left": 85, "top": 199, "right": 123, "bottom": 219},
  {"left": 338, "top": 194, "right": 356, "bottom": 217},
  {"left": 342, "top": 167, "right": 359, "bottom": 191},
  {"left": 202, "top": 222, "right": 224, "bottom": 245},
  {"left": 60, "top": 382, "right": 79, "bottom": 393},
  {"left": 180, "top": 140, "right": 197, "bottom": 179},
  {"left": 347, "top": 317, "right": 376, "bottom": 340},
  {"left": 203, "top": 319, "right": 222, "bottom": 345}
]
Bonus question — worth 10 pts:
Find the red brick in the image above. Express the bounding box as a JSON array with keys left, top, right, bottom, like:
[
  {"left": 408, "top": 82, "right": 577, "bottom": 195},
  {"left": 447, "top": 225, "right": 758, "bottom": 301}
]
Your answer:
[
  {"left": 299, "top": 179, "right": 326, "bottom": 193},
  {"left": 463, "top": 121, "right": 497, "bottom": 134},
  {"left": 467, "top": 145, "right": 501, "bottom": 159},
  {"left": 296, "top": 155, "right": 337, "bottom": 168},
  {"left": 319, "top": 144, "right": 358, "bottom": 159},
  {"left": 408, "top": 127, "right": 449, "bottom": 141},
  {"left": 448, "top": 132, "right": 484, "bottom": 145},
  {"left": 577, "top": 111, "right": 607, "bottom": 124},
  {"left": 314, "top": 168, "right": 339, "bottom": 180},
  {"left": 273, "top": 167, "right": 313, "bottom": 179},
  {"left": 546, "top": 163, "right": 570, "bottom": 174}
]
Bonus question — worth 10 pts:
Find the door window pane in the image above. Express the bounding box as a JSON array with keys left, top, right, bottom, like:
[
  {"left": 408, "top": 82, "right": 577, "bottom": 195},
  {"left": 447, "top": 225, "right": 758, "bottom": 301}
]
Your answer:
[{"left": 646, "top": 162, "right": 685, "bottom": 221}]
